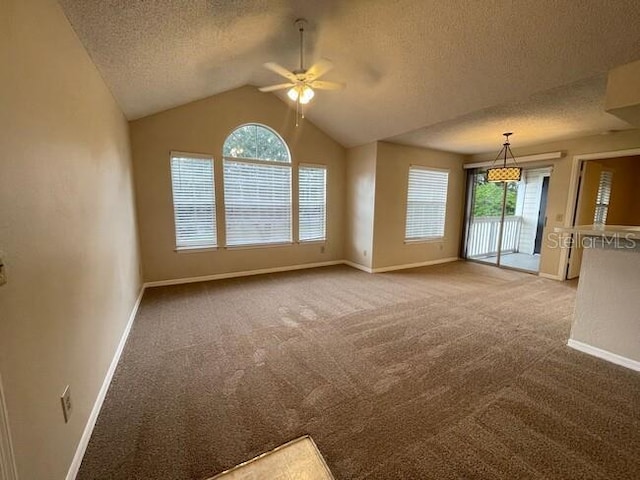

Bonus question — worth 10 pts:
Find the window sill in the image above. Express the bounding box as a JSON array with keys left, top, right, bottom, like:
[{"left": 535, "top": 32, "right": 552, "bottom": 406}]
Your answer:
[
  {"left": 225, "top": 242, "right": 294, "bottom": 251},
  {"left": 175, "top": 245, "right": 218, "bottom": 254},
  {"left": 298, "top": 239, "right": 326, "bottom": 245},
  {"left": 404, "top": 237, "right": 446, "bottom": 245}
]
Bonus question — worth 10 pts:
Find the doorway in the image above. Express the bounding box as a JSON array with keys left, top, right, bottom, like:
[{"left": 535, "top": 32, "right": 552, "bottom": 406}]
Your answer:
[
  {"left": 464, "top": 166, "right": 552, "bottom": 273},
  {"left": 565, "top": 153, "right": 640, "bottom": 279}
]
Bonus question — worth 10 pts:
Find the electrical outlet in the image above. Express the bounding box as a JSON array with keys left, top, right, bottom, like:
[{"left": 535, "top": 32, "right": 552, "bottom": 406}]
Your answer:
[
  {"left": 320, "top": 245, "right": 325, "bottom": 254},
  {"left": 363, "top": 250, "right": 367, "bottom": 257},
  {"left": 61, "top": 385, "right": 72, "bottom": 423}
]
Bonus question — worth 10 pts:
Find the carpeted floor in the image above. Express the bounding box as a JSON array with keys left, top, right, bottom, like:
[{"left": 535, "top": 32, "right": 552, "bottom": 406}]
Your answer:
[{"left": 77, "top": 261, "right": 640, "bottom": 479}]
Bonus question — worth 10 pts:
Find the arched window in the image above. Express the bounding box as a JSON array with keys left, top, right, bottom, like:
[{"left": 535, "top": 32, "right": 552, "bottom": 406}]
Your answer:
[
  {"left": 223, "top": 124, "right": 290, "bottom": 163},
  {"left": 223, "top": 124, "right": 292, "bottom": 246}
]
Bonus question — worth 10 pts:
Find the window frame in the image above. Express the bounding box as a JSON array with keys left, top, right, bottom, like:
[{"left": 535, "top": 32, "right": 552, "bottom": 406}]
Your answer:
[
  {"left": 404, "top": 165, "right": 450, "bottom": 243},
  {"left": 298, "top": 163, "right": 328, "bottom": 244},
  {"left": 222, "top": 124, "right": 293, "bottom": 248},
  {"left": 169, "top": 151, "right": 218, "bottom": 252}
]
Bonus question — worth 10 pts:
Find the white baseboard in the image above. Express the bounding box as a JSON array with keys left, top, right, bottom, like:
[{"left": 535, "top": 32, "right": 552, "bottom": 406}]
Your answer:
[
  {"left": 539, "top": 272, "right": 564, "bottom": 281},
  {"left": 567, "top": 339, "right": 640, "bottom": 372},
  {"left": 342, "top": 260, "right": 373, "bottom": 273},
  {"left": 372, "top": 257, "right": 459, "bottom": 273},
  {"left": 0, "top": 374, "right": 18, "bottom": 480},
  {"left": 65, "top": 287, "right": 145, "bottom": 480},
  {"left": 144, "top": 260, "right": 344, "bottom": 288},
  {"left": 145, "top": 258, "right": 465, "bottom": 288}
]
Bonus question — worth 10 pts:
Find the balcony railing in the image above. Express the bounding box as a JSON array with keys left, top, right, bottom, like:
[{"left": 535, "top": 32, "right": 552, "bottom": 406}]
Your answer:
[{"left": 467, "top": 215, "right": 522, "bottom": 258}]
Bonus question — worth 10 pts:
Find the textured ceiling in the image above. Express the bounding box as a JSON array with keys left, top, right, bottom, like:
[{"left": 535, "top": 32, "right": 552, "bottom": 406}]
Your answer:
[
  {"left": 387, "top": 75, "right": 633, "bottom": 154},
  {"left": 58, "top": 0, "right": 640, "bottom": 151}
]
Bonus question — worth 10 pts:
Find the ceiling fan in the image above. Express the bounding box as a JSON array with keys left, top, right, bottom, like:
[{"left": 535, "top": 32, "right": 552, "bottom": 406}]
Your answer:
[{"left": 259, "top": 18, "right": 345, "bottom": 123}]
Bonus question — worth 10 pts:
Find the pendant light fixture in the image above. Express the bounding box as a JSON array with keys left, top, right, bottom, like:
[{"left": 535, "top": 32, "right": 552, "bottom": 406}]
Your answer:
[{"left": 487, "top": 132, "right": 522, "bottom": 182}]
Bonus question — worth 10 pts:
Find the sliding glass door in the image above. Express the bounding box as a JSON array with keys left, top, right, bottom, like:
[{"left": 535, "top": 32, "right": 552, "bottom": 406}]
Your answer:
[{"left": 464, "top": 167, "right": 550, "bottom": 273}]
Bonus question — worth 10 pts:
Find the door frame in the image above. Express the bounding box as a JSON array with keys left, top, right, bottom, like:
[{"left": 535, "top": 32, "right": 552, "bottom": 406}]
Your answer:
[
  {"left": 560, "top": 147, "right": 640, "bottom": 280},
  {"left": 462, "top": 165, "right": 552, "bottom": 274},
  {"left": 0, "top": 374, "right": 18, "bottom": 480}
]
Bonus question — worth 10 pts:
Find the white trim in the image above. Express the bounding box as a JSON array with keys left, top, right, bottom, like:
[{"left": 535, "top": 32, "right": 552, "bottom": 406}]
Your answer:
[
  {"left": 224, "top": 242, "right": 294, "bottom": 251},
  {"left": 559, "top": 147, "right": 640, "bottom": 280},
  {"left": 174, "top": 245, "right": 218, "bottom": 253},
  {"left": 371, "top": 257, "right": 458, "bottom": 273},
  {"left": 404, "top": 237, "right": 445, "bottom": 244},
  {"left": 570, "top": 147, "right": 640, "bottom": 162},
  {"left": 170, "top": 150, "right": 214, "bottom": 160},
  {"left": 567, "top": 339, "right": 640, "bottom": 372},
  {"left": 0, "top": 374, "right": 18, "bottom": 480},
  {"left": 145, "top": 258, "right": 466, "bottom": 287},
  {"left": 538, "top": 272, "right": 563, "bottom": 281},
  {"left": 298, "top": 162, "right": 327, "bottom": 169},
  {"left": 143, "top": 261, "right": 344, "bottom": 288},
  {"left": 464, "top": 151, "right": 564, "bottom": 169},
  {"left": 342, "top": 260, "right": 373, "bottom": 273},
  {"left": 65, "top": 287, "right": 145, "bottom": 480},
  {"left": 408, "top": 164, "right": 450, "bottom": 173}
]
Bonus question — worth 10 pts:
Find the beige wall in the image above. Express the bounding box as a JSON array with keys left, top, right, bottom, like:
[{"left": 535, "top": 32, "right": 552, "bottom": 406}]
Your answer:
[
  {"left": 571, "top": 246, "right": 640, "bottom": 363},
  {"left": 344, "top": 143, "right": 377, "bottom": 268},
  {"left": 0, "top": 0, "right": 141, "bottom": 479},
  {"left": 130, "top": 86, "right": 346, "bottom": 282},
  {"left": 467, "top": 129, "right": 640, "bottom": 278},
  {"left": 372, "top": 142, "right": 465, "bottom": 269}
]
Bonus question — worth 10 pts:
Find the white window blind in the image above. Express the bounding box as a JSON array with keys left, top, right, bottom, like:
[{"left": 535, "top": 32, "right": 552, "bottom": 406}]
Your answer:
[
  {"left": 170, "top": 154, "right": 217, "bottom": 248},
  {"left": 223, "top": 124, "right": 292, "bottom": 247},
  {"left": 224, "top": 160, "right": 292, "bottom": 246},
  {"left": 594, "top": 170, "right": 613, "bottom": 225},
  {"left": 405, "top": 167, "right": 449, "bottom": 240},
  {"left": 299, "top": 166, "right": 327, "bottom": 242}
]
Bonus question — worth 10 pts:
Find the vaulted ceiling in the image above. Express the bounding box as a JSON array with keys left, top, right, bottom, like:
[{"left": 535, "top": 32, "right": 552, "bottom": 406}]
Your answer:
[{"left": 58, "top": 0, "right": 640, "bottom": 153}]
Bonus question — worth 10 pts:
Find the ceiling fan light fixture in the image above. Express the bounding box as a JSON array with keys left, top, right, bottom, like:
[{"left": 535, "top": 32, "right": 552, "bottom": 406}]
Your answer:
[
  {"left": 259, "top": 18, "right": 343, "bottom": 125},
  {"left": 287, "top": 87, "right": 299, "bottom": 102},
  {"left": 287, "top": 85, "right": 315, "bottom": 104},
  {"left": 299, "top": 85, "right": 315, "bottom": 104}
]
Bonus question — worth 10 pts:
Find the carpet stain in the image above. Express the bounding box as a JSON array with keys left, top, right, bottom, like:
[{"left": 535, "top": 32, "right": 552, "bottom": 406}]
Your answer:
[
  {"left": 252, "top": 349, "right": 267, "bottom": 366},
  {"left": 222, "top": 369, "right": 245, "bottom": 396},
  {"left": 299, "top": 305, "right": 318, "bottom": 321}
]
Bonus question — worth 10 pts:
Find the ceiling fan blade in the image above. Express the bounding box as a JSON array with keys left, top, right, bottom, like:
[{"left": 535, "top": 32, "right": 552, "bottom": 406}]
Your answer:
[
  {"left": 310, "top": 80, "right": 345, "bottom": 91},
  {"left": 259, "top": 83, "right": 295, "bottom": 92},
  {"left": 263, "top": 62, "right": 297, "bottom": 81},
  {"left": 306, "top": 58, "right": 334, "bottom": 81}
]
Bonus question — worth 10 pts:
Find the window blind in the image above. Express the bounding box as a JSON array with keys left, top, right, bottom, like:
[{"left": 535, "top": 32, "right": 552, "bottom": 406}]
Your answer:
[
  {"left": 405, "top": 167, "right": 449, "bottom": 240},
  {"left": 594, "top": 170, "right": 613, "bottom": 225},
  {"left": 170, "top": 154, "right": 217, "bottom": 248},
  {"left": 299, "top": 166, "right": 327, "bottom": 242},
  {"left": 224, "top": 160, "right": 292, "bottom": 246}
]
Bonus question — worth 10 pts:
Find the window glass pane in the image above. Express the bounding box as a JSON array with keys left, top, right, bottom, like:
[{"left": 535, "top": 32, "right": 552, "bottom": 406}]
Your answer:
[
  {"left": 170, "top": 155, "right": 216, "bottom": 248},
  {"left": 594, "top": 170, "right": 613, "bottom": 225},
  {"left": 224, "top": 160, "right": 292, "bottom": 246},
  {"left": 299, "top": 166, "right": 327, "bottom": 242},
  {"left": 223, "top": 124, "right": 290, "bottom": 163},
  {"left": 405, "top": 167, "right": 449, "bottom": 240}
]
